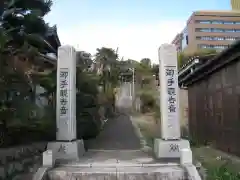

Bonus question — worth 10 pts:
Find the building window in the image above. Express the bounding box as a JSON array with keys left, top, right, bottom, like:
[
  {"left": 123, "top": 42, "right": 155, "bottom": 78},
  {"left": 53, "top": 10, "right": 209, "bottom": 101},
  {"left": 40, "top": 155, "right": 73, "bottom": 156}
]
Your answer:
[
  {"left": 198, "top": 44, "right": 228, "bottom": 49},
  {"left": 212, "top": 21, "right": 223, "bottom": 24},
  {"left": 181, "top": 28, "right": 188, "bottom": 49},
  {"left": 198, "top": 44, "right": 209, "bottom": 48},
  {"left": 212, "top": 28, "right": 224, "bottom": 32},
  {"left": 214, "top": 45, "right": 227, "bottom": 49},
  {"left": 224, "top": 21, "right": 234, "bottom": 24},
  {"left": 196, "top": 36, "right": 212, "bottom": 40},
  {"left": 195, "top": 20, "right": 240, "bottom": 25},
  {"left": 195, "top": 28, "right": 237, "bottom": 33},
  {"left": 225, "top": 29, "right": 235, "bottom": 32},
  {"left": 196, "top": 28, "right": 211, "bottom": 32},
  {"left": 196, "top": 20, "right": 211, "bottom": 24},
  {"left": 213, "top": 37, "right": 224, "bottom": 40},
  {"left": 225, "top": 37, "right": 236, "bottom": 40},
  {"left": 196, "top": 36, "right": 237, "bottom": 41},
  {"left": 196, "top": 28, "right": 240, "bottom": 33}
]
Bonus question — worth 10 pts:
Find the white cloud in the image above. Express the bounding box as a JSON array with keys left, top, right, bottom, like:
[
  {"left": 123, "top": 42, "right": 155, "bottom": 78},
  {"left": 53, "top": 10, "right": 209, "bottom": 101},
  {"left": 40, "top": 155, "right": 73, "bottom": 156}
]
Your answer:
[{"left": 57, "top": 20, "right": 185, "bottom": 63}]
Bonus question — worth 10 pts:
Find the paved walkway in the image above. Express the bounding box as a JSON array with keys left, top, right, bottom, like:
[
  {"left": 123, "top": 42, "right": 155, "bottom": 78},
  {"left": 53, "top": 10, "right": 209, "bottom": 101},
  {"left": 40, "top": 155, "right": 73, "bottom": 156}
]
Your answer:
[
  {"left": 86, "top": 112, "right": 141, "bottom": 150},
  {"left": 86, "top": 82, "right": 141, "bottom": 150},
  {"left": 47, "top": 83, "right": 186, "bottom": 179}
]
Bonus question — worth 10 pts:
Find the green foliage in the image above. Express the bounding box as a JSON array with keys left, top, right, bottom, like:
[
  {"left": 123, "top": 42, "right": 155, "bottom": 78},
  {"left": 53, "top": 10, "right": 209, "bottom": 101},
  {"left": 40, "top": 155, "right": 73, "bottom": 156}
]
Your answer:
[
  {"left": 139, "top": 91, "right": 156, "bottom": 113},
  {"left": 203, "top": 160, "right": 240, "bottom": 180},
  {"left": 0, "top": 0, "right": 57, "bottom": 147},
  {"left": 76, "top": 69, "right": 101, "bottom": 140},
  {"left": 151, "top": 64, "right": 159, "bottom": 78},
  {"left": 0, "top": 0, "right": 54, "bottom": 111},
  {"left": 95, "top": 47, "right": 118, "bottom": 63},
  {"left": 2, "top": 0, "right": 52, "bottom": 36},
  {"left": 77, "top": 70, "right": 99, "bottom": 95},
  {"left": 0, "top": 105, "right": 56, "bottom": 147},
  {"left": 39, "top": 69, "right": 56, "bottom": 88},
  {"left": 95, "top": 47, "right": 120, "bottom": 89},
  {"left": 140, "top": 58, "right": 151, "bottom": 67},
  {"left": 133, "top": 60, "right": 153, "bottom": 87},
  {"left": 194, "top": 48, "right": 217, "bottom": 56},
  {"left": 76, "top": 51, "right": 93, "bottom": 70},
  {"left": 178, "top": 48, "right": 217, "bottom": 68},
  {"left": 177, "top": 52, "right": 185, "bottom": 68},
  {"left": 153, "top": 104, "right": 161, "bottom": 120}
]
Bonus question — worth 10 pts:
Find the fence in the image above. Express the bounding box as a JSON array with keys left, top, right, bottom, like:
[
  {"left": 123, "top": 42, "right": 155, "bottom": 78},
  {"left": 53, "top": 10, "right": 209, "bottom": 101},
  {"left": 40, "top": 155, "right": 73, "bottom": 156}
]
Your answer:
[{"left": 179, "top": 40, "right": 240, "bottom": 156}]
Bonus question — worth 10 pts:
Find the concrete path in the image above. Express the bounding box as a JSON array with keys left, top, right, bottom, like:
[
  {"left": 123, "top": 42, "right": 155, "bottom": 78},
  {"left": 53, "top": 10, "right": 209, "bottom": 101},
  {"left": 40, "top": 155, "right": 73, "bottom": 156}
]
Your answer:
[
  {"left": 86, "top": 113, "right": 141, "bottom": 150},
  {"left": 86, "top": 82, "right": 140, "bottom": 150}
]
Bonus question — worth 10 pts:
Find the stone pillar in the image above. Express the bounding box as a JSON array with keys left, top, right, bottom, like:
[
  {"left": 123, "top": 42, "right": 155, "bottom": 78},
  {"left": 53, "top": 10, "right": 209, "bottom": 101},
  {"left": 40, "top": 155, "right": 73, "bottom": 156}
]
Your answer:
[
  {"left": 56, "top": 45, "right": 76, "bottom": 141},
  {"left": 154, "top": 44, "right": 192, "bottom": 162},
  {"left": 47, "top": 45, "right": 85, "bottom": 162}
]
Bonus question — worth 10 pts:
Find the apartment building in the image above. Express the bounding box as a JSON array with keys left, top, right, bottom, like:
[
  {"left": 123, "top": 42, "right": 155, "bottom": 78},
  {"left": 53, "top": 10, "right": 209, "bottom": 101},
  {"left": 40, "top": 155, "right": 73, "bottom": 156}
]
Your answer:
[
  {"left": 231, "top": 0, "right": 240, "bottom": 10},
  {"left": 172, "top": 10, "right": 240, "bottom": 54},
  {"left": 171, "top": 33, "right": 183, "bottom": 52}
]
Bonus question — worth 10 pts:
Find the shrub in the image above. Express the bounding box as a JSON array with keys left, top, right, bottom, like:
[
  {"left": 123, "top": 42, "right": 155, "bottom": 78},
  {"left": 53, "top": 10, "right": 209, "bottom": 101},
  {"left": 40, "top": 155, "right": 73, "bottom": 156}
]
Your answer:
[
  {"left": 205, "top": 161, "right": 240, "bottom": 180},
  {"left": 76, "top": 71, "right": 103, "bottom": 140},
  {"left": 153, "top": 104, "right": 160, "bottom": 119},
  {"left": 139, "top": 91, "right": 156, "bottom": 113}
]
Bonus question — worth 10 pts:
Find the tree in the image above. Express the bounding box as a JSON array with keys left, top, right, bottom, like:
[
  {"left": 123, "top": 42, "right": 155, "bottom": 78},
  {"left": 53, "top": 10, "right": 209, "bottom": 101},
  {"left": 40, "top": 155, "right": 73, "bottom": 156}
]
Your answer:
[
  {"left": 1, "top": 0, "right": 54, "bottom": 61},
  {"left": 178, "top": 48, "right": 217, "bottom": 68},
  {"left": 0, "top": 0, "right": 54, "bottom": 145},
  {"left": 140, "top": 58, "right": 151, "bottom": 67},
  {"left": 0, "top": 0, "right": 54, "bottom": 78},
  {"left": 95, "top": 47, "right": 119, "bottom": 90},
  {"left": 133, "top": 60, "right": 152, "bottom": 88},
  {"left": 2, "top": 0, "right": 52, "bottom": 36},
  {"left": 177, "top": 52, "right": 186, "bottom": 69},
  {"left": 76, "top": 51, "right": 93, "bottom": 71},
  {"left": 151, "top": 64, "right": 159, "bottom": 80}
]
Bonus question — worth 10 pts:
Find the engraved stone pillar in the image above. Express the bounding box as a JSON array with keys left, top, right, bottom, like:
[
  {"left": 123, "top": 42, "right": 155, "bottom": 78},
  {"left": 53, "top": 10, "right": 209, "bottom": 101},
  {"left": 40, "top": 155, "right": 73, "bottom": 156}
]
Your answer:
[
  {"left": 56, "top": 45, "right": 76, "bottom": 141},
  {"left": 154, "top": 44, "right": 191, "bottom": 161},
  {"left": 159, "top": 44, "right": 180, "bottom": 139},
  {"left": 47, "top": 45, "right": 85, "bottom": 163}
]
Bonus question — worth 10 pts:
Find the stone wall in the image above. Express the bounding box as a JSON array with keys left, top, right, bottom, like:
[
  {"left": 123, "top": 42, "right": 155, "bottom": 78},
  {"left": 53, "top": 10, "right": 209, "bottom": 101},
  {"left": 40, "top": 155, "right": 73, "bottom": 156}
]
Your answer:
[{"left": 0, "top": 142, "right": 47, "bottom": 180}]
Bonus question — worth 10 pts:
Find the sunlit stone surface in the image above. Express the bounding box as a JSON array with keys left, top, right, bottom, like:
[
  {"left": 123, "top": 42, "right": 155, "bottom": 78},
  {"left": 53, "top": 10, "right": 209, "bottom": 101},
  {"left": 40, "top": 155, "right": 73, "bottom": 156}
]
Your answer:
[{"left": 48, "top": 150, "right": 186, "bottom": 180}]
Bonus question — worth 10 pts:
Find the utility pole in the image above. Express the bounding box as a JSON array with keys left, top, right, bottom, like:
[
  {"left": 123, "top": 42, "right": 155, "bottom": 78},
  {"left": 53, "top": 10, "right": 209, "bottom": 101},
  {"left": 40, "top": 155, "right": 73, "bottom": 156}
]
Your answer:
[
  {"left": 132, "top": 68, "right": 135, "bottom": 99},
  {"left": 128, "top": 67, "right": 135, "bottom": 99}
]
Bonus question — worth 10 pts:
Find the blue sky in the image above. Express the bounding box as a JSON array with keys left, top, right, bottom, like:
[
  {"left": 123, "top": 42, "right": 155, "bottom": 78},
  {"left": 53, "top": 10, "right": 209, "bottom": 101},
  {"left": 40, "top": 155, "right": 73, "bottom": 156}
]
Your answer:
[{"left": 45, "top": 0, "right": 231, "bottom": 62}]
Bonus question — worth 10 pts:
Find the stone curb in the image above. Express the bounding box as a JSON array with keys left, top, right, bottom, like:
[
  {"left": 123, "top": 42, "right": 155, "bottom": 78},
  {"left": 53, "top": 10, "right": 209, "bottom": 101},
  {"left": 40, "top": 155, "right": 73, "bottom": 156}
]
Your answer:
[{"left": 130, "top": 116, "right": 152, "bottom": 154}]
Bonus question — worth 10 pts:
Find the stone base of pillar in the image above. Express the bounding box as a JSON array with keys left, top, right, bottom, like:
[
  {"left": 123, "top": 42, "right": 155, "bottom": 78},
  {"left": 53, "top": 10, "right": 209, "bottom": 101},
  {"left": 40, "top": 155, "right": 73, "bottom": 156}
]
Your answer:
[
  {"left": 154, "top": 138, "right": 191, "bottom": 161},
  {"left": 46, "top": 139, "right": 85, "bottom": 165}
]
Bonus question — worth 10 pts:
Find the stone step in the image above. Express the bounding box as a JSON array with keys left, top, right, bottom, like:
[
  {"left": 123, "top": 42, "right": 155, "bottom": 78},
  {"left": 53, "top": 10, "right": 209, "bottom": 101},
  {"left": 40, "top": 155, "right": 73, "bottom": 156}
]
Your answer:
[
  {"left": 47, "top": 165, "right": 186, "bottom": 180},
  {"left": 46, "top": 150, "right": 193, "bottom": 179}
]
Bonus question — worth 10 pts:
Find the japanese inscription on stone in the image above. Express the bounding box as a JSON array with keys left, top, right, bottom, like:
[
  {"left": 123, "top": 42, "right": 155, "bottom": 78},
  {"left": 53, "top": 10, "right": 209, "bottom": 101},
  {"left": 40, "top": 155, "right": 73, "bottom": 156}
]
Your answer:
[
  {"left": 164, "top": 65, "right": 178, "bottom": 132},
  {"left": 58, "top": 144, "right": 67, "bottom": 154},
  {"left": 59, "top": 68, "right": 69, "bottom": 118},
  {"left": 169, "top": 143, "right": 179, "bottom": 152},
  {"left": 159, "top": 44, "right": 180, "bottom": 140},
  {"left": 166, "top": 67, "right": 177, "bottom": 114}
]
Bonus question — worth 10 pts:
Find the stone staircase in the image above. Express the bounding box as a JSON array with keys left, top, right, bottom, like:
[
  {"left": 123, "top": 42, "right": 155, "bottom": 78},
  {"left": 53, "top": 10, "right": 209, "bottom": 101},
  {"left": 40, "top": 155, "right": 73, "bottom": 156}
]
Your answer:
[
  {"left": 47, "top": 163, "right": 186, "bottom": 180},
  {"left": 34, "top": 150, "right": 197, "bottom": 180}
]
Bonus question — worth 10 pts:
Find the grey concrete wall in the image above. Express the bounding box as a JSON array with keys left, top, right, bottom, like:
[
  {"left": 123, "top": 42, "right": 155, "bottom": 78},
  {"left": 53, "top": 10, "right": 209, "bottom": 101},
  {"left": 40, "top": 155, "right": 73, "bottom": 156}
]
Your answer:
[{"left": 0, "top": 142, "right": 47, "bottom": 180}]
